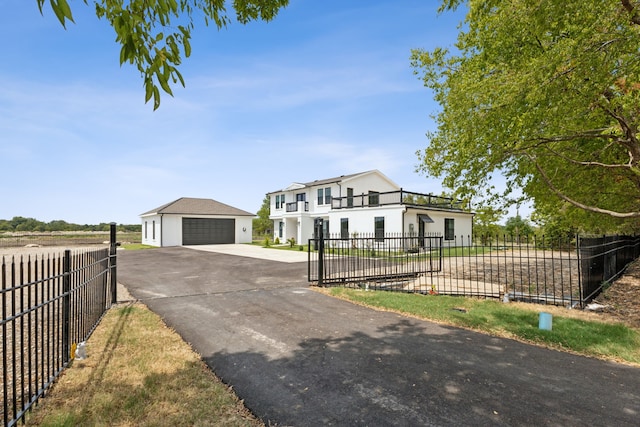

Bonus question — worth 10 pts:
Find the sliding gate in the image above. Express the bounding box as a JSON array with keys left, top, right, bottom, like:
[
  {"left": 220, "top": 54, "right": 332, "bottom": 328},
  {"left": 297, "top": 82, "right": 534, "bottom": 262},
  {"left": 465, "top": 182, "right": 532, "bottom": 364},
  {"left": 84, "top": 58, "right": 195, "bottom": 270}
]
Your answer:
[{"left": 308, "top": 234, "right": 443, "bottom": 287}]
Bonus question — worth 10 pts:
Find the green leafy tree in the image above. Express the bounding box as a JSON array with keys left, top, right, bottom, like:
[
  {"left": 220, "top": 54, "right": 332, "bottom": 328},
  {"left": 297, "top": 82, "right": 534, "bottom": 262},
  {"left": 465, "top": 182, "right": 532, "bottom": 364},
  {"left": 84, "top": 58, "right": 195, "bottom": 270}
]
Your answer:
[
  {"left": 472, "top": 206, "right": 503, "bottom": 242},
  {"left": 411, "top": 1, "right": 640, "bottom": 233},
  {"left": 253, "top": 195, "right": 272, "bottom": 237},
  {"left": 47, "top": 220, "right": 72, "bottom": 231},
  {"left": 504, "top": 215, "right": 534, "bottom": 239},
  {"left": 39, "top": 0, "right": 290, "bottom": 109}
]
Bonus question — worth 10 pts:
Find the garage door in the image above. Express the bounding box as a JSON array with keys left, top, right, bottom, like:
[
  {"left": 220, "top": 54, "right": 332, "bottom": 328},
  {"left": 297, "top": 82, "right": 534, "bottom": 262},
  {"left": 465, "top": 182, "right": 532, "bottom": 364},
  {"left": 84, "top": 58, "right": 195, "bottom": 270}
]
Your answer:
[{"left": 182, "top": 218, "right": 235, "bottom": 245}]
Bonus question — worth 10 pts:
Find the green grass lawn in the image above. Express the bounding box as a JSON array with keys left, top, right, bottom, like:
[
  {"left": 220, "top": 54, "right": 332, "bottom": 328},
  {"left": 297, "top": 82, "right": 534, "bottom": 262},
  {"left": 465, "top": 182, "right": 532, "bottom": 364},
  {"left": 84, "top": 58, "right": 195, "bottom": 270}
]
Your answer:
[
  {"left": 121, "top": 243, "right": 156, "bottom": 250},
  {"left": 26, "top": 304, "right": 262, "bottom": 426},
  {"left": 326, "top": 288, "right": 640, "bottom": 365}
]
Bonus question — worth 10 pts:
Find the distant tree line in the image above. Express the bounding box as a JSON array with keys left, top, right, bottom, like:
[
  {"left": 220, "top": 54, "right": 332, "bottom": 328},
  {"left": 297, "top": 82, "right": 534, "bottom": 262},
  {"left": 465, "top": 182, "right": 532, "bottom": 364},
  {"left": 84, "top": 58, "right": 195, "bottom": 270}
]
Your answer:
[{"left": 0, "top": 217, "right": 140, "bottom": 233}]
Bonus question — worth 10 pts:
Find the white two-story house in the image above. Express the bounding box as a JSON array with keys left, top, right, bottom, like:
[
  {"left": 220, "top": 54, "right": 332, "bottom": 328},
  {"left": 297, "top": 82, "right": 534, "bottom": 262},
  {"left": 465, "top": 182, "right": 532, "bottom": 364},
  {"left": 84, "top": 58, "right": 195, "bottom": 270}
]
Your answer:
[{"left": 267, "top": 170, "right": 474, "bottom": 246}]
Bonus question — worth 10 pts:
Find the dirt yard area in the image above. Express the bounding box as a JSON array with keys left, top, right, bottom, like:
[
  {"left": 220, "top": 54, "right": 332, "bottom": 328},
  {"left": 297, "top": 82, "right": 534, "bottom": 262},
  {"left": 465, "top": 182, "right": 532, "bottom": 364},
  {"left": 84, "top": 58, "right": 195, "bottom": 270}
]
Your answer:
[{"left": 591, "top": 258, "right": 640, "bottom": 329}]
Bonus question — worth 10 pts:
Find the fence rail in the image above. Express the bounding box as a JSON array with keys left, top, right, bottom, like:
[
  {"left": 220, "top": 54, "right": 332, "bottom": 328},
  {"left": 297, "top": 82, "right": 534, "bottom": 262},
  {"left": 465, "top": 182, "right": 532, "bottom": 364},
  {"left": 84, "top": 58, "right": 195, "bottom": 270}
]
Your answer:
[
  {"left": 1, "top": 226, "right": 118, "bottom": 426},
  {"left": 308, "top": 234, "right": 443, "bottom": 286},
  {"left": 309, "top": 234, "right": 640, "bottom": 308}
]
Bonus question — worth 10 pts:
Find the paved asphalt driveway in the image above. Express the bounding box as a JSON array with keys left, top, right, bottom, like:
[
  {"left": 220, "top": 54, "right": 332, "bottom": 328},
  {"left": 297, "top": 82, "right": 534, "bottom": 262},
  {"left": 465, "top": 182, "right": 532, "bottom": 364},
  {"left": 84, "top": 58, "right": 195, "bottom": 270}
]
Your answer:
[{"left": 118, "top": 246, "right": 640, "bottom": 426}]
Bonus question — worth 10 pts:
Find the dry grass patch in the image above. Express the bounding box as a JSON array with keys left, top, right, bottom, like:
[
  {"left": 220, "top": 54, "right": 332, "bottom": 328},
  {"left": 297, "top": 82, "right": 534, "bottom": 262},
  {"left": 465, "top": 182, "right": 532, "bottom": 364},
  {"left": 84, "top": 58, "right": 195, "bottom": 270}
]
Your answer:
[{"left": 27, "top": 303, "right": 262, "bottom": 427}]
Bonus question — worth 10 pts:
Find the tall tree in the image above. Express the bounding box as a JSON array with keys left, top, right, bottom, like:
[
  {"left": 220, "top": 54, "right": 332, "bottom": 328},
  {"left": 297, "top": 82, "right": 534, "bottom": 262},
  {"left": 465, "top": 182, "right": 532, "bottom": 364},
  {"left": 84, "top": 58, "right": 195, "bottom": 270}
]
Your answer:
[
  {"left": 472, "top": 206, "right": 503, "bottom": 239},
  {"left": 253, "top": 195, "right": 272, "bottom": 237},
  {"left": 40, "top": 0, "right": 289, "bottom": 109},
  {"left": 411, "top": 1, "right": 640, "bottom": 232},
  {"left": 504, "top": 215, "right": 533, "bottom": 238}
]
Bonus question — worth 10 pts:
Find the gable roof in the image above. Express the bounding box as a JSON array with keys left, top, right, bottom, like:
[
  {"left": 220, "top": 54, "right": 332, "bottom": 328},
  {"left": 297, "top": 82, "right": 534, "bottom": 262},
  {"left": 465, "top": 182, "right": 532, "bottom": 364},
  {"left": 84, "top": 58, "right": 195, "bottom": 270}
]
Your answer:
[
  {"left": 300, "top": 171, "right": 366, "bottom": 188},
  {"left": 268, "top": 170, "right": 397, "bottom": 194},
  {"left": 141, "top": 197, "right": 255, "bottom": 217}
]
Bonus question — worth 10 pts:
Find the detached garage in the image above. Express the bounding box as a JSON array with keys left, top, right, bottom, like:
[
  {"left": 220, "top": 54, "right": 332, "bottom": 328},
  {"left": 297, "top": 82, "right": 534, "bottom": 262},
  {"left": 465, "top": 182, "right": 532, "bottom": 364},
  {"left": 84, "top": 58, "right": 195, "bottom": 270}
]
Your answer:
[{"left": 140, "top": 197, "right": 255, "bottom": 247}]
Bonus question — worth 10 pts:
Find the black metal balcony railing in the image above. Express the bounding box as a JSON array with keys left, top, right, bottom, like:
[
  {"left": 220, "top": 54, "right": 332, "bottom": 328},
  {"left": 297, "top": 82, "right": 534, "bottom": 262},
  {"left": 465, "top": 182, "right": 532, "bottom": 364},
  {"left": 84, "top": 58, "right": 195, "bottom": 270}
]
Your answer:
[
  {"left": 286, "top": 201, "right": 310, "bottom": 213},
  {"left": 331, "top": 190, "right": 466, "bottom": 211}
]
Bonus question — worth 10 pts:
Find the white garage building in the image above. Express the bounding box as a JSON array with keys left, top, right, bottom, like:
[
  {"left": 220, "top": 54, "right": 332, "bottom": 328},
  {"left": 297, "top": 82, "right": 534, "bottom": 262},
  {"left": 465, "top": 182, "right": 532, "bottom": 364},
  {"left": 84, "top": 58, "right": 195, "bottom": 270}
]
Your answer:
[{"left": 140, "top": 197, "right": 254, "bottom": 247}]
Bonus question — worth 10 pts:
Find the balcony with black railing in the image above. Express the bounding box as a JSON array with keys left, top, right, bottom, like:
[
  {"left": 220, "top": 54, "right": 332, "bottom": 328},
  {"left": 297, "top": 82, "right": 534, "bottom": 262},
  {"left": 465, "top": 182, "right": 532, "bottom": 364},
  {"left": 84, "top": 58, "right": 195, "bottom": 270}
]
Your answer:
[
  {"left": 286, "top": 201, "right": 310, "bottom": 212},
  {"left": 331, "top": 190, "right": 467, "bottom": 211}
]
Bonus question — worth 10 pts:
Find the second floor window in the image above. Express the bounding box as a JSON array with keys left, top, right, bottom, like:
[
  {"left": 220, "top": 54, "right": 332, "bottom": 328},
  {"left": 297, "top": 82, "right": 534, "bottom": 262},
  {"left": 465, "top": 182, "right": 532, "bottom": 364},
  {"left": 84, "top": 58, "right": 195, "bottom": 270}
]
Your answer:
[
  {"left": 368, "top": 191, "right": 380, "bottom": 206},
  {"left": 317, "top": 187, "right": 332, "bottom": 205},
  {"left": 275, "top": 194, "right": 285, "bottom": 209}
]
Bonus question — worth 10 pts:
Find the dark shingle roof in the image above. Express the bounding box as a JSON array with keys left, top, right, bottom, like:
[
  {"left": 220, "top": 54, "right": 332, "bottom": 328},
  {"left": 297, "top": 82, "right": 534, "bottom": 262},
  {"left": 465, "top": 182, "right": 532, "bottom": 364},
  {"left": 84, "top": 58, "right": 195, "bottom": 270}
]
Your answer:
[
  {"left": 301, "top": 171, "right": 368, "bottom": 187},
  {"left": 267, "top": 170, "right": 376, "bottom": 194},
  {"left": 141, "top": 197, "right": 255, "bottom": 217}
]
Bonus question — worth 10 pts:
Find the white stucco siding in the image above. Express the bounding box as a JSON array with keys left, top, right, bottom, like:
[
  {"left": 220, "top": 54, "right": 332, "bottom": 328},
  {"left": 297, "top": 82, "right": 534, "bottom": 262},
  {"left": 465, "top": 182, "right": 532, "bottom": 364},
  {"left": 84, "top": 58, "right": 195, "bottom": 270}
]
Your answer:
[
  {"left": 328, "top": 206, "right": 405, "bottom": 236},
  {"left": 341, "top": 173, "right": 400, "bottom": 199},
  {"left": 161, "top": 215, "right": 183, "bottom": 246},
  {"left": 141, "top": 214, "right": 162, "bottom": 247},
  {"left": 404, "top": 209, "right": 474, "bottom": 246},
  {"left": 235, "top": 217, "right": 253, "bottom": 244}
]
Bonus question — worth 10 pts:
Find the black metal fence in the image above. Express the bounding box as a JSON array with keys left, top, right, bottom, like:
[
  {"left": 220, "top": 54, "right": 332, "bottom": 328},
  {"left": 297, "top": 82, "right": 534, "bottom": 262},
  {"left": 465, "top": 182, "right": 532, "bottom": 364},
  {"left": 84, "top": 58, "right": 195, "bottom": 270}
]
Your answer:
[
  {"left": 579, "top": 235, "right": 640, "bottom": 303},
  {"left": 1, "top": 227, "right": 118, "bottom": 426},
  {"left": 308, "top": 234, "right": 443, "bottom": 286},
  {"left": 308, "top": 234, "right": 640, "bottom": 308}
]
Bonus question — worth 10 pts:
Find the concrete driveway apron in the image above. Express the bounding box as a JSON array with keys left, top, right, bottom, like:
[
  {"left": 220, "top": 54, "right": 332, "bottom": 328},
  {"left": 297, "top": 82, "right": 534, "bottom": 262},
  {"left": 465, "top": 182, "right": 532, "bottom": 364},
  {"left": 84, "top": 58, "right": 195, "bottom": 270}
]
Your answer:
[{"left": 118, "top": 247, "right": 640, "bottom": 427}]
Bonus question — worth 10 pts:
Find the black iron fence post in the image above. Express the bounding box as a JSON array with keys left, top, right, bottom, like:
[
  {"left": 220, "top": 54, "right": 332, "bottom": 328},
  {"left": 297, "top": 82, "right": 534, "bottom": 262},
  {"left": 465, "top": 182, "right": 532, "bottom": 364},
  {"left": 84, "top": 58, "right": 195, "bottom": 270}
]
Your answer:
[
  {"left": 109, "top": 222, "right": 117, "bottom": 304},
  {"left": 315, "top": 218, "right": 324, "bottom": 286},
  {"left": 62, "top": 249, "right": 71, "bottom": 364}
]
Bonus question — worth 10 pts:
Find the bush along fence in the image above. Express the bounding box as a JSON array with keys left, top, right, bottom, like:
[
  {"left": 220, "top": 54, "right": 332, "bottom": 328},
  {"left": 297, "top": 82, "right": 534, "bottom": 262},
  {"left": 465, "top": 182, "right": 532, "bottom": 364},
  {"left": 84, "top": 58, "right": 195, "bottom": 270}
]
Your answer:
[
  {"left": 308, "top": 233, "right": 640, "bottom": 308},
  {"left": 1, "top": 225, "right": 118, "bottom": 426}
]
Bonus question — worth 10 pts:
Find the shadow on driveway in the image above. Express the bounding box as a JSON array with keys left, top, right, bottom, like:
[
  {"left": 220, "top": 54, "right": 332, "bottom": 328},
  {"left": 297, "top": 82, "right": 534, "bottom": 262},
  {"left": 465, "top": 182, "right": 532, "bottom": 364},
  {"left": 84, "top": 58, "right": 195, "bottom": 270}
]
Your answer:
[{"left": 118, "top": 247, "right": 640, "bottom": 426}]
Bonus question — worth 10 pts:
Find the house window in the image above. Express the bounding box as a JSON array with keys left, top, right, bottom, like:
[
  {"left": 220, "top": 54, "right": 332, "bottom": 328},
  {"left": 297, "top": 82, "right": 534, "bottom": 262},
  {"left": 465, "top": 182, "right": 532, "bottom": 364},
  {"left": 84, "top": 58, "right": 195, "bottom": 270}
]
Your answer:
[
  {"left": 374, "top": 216, "right": 384, "bottom": 242},
  {"left": 368, "top": 191, "right": 380, "bottom": 206},
  {"left": 144, "top": 221, "right": 148, "bottom": 239},
  {"left": 152, "top": 220, "right": 156, "bottom": 240},
  {"left": 340, "top": 218, "right": 349, "bottom": 239},
  {"left": 279, "top": 221, "right": 284, "bottom": 238},
  {"left": 323, "top": 220, "right": 330, "bottom": 238},
  {"left": 347, "top": 187, "right": 354, "bottom": 207},
  {"left": 445, "top": 218, "right": 455, "bottom": 241},
  {"left": 275, "top": 194, "right": 285, "bottom": 209},
  {"left": 317, "top": 187, "right": 331, "bottom": 205},
  {"left": 296, "top": 193, "right": 306, "bottom": 202}
]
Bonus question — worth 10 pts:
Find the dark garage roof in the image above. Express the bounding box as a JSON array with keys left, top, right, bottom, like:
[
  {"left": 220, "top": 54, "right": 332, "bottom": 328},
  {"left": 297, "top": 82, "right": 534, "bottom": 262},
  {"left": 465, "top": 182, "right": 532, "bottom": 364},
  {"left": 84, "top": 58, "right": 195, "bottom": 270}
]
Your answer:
[{"left": 141, "top": 197, "right": 255, "bottom": 217}]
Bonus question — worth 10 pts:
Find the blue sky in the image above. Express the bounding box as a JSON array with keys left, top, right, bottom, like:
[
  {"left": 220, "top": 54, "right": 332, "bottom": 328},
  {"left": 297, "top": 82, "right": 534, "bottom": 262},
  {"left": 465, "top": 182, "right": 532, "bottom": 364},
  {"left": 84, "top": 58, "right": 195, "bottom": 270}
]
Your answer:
[{"left": 1, "top": 1, "right": 478, "bottom": 225}]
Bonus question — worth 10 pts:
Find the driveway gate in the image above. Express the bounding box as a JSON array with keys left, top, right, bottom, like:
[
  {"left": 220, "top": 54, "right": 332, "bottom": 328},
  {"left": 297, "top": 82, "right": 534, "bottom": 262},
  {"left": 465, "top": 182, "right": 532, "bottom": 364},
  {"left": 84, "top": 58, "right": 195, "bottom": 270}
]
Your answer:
[{"left": 308, "top": 234, "right": 443, "bottom": 287}]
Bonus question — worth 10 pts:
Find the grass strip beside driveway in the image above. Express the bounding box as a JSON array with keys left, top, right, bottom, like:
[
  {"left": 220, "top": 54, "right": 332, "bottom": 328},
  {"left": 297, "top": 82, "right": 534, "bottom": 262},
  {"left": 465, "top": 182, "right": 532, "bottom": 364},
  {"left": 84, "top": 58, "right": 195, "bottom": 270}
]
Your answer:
[
  {"left": 27, "top": 303, "right": 262, "bottom": 427},
  {"left": 326, "top": 288, "right": 640, "bottom": 366}
]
